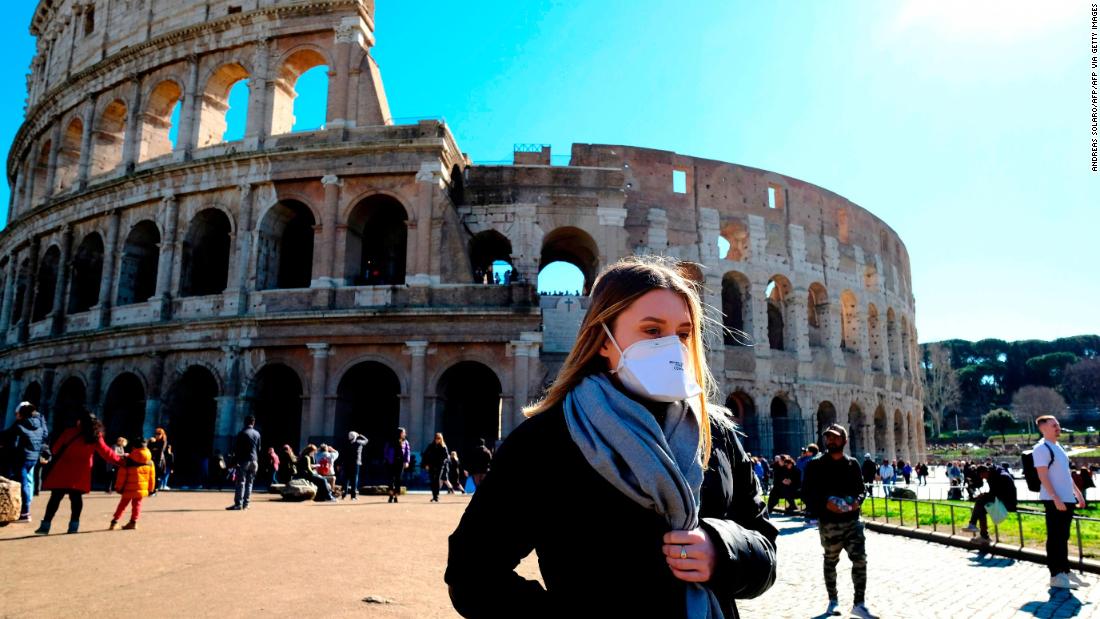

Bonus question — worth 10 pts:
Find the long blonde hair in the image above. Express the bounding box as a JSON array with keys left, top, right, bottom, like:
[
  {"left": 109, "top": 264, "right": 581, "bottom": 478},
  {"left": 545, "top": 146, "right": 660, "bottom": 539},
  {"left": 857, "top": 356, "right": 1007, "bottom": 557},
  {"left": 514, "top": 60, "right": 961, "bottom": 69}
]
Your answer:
[{"left": 524, "top": 256, "right": 724, "bottom": 465}]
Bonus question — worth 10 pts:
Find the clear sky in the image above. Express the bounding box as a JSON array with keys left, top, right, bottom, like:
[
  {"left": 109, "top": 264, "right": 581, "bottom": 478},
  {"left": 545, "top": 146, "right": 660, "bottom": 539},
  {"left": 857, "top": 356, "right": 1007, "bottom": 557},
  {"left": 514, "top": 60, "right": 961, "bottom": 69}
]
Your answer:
[{"left": 1, "top": 1, "right": 1095, "bottom": 344}]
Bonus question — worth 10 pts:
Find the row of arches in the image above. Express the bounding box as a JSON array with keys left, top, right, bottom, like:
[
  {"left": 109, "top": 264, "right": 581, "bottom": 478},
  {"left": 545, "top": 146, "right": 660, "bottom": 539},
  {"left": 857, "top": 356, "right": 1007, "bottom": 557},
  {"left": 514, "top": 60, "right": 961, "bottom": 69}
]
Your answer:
[
  {"left": 18, "top": 50, "right": 330, "bottom": 215},
  {"left": 725, "top": 391, "right": 922, "bottom": 460},
  {"left": 722, "top": 271, "right": 915, "bottom": 372},
  {"left": 9, "top": 359, "right": 504, "bottom": 488}
]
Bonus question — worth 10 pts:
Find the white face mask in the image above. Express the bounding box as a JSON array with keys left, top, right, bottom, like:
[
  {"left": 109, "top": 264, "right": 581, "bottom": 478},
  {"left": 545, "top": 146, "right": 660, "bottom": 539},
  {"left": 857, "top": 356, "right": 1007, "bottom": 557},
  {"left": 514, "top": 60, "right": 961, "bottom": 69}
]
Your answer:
[{"left": 601, "top": 323, "right": 703, "bottom": 403}]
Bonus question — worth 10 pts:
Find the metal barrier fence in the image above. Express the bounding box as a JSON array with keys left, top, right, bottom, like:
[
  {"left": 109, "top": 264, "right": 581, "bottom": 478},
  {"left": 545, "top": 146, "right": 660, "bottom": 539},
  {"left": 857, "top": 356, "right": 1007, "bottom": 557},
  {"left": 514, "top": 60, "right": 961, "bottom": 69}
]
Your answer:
[{"left": 865, "top": 494, "right": 1100, "bottom": 569}]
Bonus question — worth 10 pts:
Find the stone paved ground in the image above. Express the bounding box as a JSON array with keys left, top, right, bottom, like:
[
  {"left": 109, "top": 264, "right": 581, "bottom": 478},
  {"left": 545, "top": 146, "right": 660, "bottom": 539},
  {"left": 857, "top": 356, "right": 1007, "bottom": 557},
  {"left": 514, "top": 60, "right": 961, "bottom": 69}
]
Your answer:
[{"left": 1, "top": 491, "right": 1099, "bottom": 618}]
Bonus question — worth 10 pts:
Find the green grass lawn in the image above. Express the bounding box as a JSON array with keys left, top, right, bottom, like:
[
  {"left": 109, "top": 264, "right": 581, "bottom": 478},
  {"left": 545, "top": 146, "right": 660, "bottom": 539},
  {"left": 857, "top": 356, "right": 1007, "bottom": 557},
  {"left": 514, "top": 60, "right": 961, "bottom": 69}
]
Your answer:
[{"left": 863, "top": 497, "right": 1100, "bottom": 559}]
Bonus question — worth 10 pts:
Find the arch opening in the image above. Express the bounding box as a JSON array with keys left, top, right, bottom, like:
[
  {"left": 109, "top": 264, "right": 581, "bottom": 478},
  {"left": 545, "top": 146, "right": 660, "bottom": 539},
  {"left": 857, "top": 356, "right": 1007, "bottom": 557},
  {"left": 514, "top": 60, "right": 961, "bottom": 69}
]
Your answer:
[
  {"left": 272, "top": 49, "right": 329, "bottom": 135},
  {"left": 435, "top": 361, "right": 503, "bottom": 464},
  {"left": 54, "top": 376, "right": 88, "bottom": 434},
  {"left": 721, "top": 271, "right": 752, "bottom": 345},
  {"left": 102, "top": 372, "right": 146, "bottom": 445},
  {"left": 91, "top": 100, "right": 127, "bottom": 176},
  {"left": 873, "top": 405, "right": 887, "bottom": 459},
  {"left": 770, "top": 394, "right": 803, "bottom": 457},
  {"left": 197, "top": 64, "right": 250, "bottom": 147},
  {"left": 117, "top": 221, "right": 160, "bottom": 305},
  {"left": 163, "top": 366, "right": 219, "bottom": 487},
  {"left": 725, "top": 391, "right": 758, "bottom": 454},
  {"left": 334, "top": 361, "right": 401, "bottom": 481},
  {"left": 139, "top": 81, "right": 182, "bottom": 162},
  {"left": 539, "top": 227, "right": 598, "bottom": 295},
  {"left": 868, "top": 304, "right": 883, "bottom": 371},
  {"left": 345, "top": 195, "right": 407, "bottom": 285},
  {"left": 32, "top": 246, "right": 61, "bottom": 322},
  {"left": 55, "top": 118, "right": 83, "bottom": 193},
  {"left": 68, "top": 232, "right": 105, "bottom": 314},
  {"left": 180, "top": 209, "right": 232, "bottom": 297},
  {"left": 848, "top": 403, "right": 866, "bottom": 458},
  {"left": 257, "top": 200, "right": 315, "bottom": 290},
  {"left": 807, "top": 282, "right": 829, "bottom": 348},
  {"left": 840, "top": 290, "right": 859, "bottom": 352},
  {"left": 247, "top": 364, "right": 304, "bottom": 453},
  {"left": 469, "top": 230, "right": 514, "bottom": 285}
]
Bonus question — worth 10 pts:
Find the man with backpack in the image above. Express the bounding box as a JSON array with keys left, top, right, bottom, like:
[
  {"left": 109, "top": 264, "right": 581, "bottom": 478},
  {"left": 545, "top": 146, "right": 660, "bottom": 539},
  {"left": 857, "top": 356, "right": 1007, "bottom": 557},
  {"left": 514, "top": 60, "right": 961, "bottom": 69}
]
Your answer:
[{"left": 1029, "top": 415, "right": 1088, "bottom": 589}]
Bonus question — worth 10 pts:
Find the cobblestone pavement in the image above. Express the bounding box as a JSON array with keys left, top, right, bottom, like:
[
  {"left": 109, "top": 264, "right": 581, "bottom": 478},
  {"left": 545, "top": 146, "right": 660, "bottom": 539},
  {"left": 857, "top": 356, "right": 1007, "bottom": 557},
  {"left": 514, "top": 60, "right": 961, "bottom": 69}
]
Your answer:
[
  {"left": 2, "top": 491, "right": 1099, "bottom": 617},
  {"left": 740, "top": 515, "right": 1100, "bottom": 618}
]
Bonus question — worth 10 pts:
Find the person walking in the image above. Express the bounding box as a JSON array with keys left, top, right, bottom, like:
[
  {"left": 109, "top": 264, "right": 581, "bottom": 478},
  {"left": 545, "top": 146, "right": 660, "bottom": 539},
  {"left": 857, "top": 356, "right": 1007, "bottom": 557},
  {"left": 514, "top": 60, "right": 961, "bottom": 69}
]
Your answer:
[
  {"left": 961, "top": 464, "right": 1017, "bottom": 543},
  {"left": 860, "top": 453, "right": 877, "bottom": 496},
  {"left": 1, "top": 402, "right": 47, "bottom": 522},
  {"left": 109, "top": 438, "right": 156, "bottom": 530},
  {"left": 106, "top": 437, "right": 128, "bottom": 493},
  {"left": 148, "top": 428, "right": 170, "bottom": 492},
  {"left": 900, "top": 460, "right": 912, "bottom": 486},
  {"left": 446, "top": 257, "right": 777, "bottom": 618},
  {"left": 422, "top": 433, "right": 449, "bottom": 502},
  {"left": 877, "top": 459, "right": 894, "bottom": 494},
  {"left": 227, "top": 415, "right": 261, "bottom": 510},
  {"left": 264, "top": 447, "right": 280, "bottom": 487},
  {"left": 767, "top": 455, "right": 801, "bottom": 515},
  {"left": 1033, "top": 415, "right": 1090, "bottom": 589},
  {"left": 383, "top": 428, "right": 410, "bottom": 503},
  {"left": 341, "top": 431, "right": 368, "bottom": 500},
  {"left": 466, "top": 438, "right": 492, "bottom": 489},
  {"left": 35, "top": 412, "right": 124, "bottom": 535},
  {"left": 916, "top": 462, "right": 929, "bottom": 486},
  {"left": 802, "top": 424, "right": 877, "bottom": 619}
]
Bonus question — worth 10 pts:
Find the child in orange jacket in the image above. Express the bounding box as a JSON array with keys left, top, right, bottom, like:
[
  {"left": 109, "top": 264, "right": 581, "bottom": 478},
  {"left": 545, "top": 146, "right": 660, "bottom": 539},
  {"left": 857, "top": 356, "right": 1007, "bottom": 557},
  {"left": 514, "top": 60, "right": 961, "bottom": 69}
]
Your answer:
[{"left": 110, "top": 438, "right": 156, "bottom": 530}]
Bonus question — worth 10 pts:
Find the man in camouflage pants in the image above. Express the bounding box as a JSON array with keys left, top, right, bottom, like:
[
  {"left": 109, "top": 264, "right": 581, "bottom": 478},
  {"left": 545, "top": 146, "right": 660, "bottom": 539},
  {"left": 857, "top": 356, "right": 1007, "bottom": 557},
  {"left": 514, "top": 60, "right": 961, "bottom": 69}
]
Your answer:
[{"left": 802, "top": 424, "right": 877, "bottom": 619}]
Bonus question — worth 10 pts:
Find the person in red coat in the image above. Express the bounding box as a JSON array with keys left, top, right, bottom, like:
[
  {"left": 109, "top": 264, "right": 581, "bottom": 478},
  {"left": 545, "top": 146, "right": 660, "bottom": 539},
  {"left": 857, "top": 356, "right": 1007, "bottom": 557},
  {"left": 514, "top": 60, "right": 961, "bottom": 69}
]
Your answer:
[{"left": 35, "top": 412, "right": 123, "bottom": 535}]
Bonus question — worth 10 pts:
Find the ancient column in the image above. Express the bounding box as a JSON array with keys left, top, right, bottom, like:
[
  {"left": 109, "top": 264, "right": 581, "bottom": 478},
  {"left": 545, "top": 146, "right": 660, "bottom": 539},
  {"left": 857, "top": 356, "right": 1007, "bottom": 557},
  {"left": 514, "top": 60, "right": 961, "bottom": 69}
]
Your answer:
[
  {"left": 152, "top": 194, "right": 179, "bottom": 320},
  {"left": 508, "top": 341, "right": 533, "bottom": 437},
  {"left": 0, "top": 253, "right": 17, "bottom": 332},
  {"left": 405, "top": 340, "right": 428, "bottom": 445},
  {"left": 96, "top": 209, "right": 120, "bottom": 326},
  {"left": 328, "top": 20, "right": 357, "bottom": 128},
  {"left": 143, "top": 352, "right": 166, "bottom": 439},
  {"left": 245, "top": 40, "right": 270, "bottom": 145},
  {"left": 307, "top": 343, "right": 331, "bottom": 440},
  {"left": 18, "top": 239, "right": 39, "bottom": 342},
  {"left": 216, "top": 346, "right": 241, "bottom": 450},
  {"left": 177, "top": 55, "right": 200, "bottom": 158},
  {"left": 409, "top": 163, "right": 441, "bottom": 286},
  {"left": 313, "top": 175, "right": 341, "bottom": 289},
  {"left": 87, "top": 360, "right": 104, "bottom": 415},
  {"left": 230, "top": 183, "right": 254, "bottom": 314},
  {"left": 121, "top": 75, "right": 142, "bottom": 172},
  {"left": 76, "top": 99, "right": 95, "bottom": 189},
  {"left": 44, "top": 123, "right": 62, "bottom": 198},
  {"left": 50, "top": 225, "right": 73, "bottom": 336}
]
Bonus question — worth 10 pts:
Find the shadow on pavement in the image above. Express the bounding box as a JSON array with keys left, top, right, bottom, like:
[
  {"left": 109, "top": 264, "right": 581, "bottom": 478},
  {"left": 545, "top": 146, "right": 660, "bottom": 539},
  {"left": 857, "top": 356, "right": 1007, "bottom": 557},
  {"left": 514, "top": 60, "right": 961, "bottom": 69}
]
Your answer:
[
  {"left": 967, "top": 552, "right": 1017, "bottom": 568},
  {"left": 1019, "top": 588, "right": 1084, "bottom": 617}
]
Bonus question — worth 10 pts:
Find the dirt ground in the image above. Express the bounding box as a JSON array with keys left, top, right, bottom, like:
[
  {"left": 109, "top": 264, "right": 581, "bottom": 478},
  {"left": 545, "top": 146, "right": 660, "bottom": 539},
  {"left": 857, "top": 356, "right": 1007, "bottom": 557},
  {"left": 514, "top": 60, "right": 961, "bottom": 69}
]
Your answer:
[{"left": 0, "top": 489, "right": 540, "bottom": 618}]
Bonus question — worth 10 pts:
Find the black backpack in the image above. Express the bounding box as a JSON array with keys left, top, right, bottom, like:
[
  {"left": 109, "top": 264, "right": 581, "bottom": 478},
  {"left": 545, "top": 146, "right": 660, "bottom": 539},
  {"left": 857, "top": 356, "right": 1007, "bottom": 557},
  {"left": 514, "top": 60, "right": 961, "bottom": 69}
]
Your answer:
[{"left": 1022, "top": 443, "right": 1055, "bottom": 492}]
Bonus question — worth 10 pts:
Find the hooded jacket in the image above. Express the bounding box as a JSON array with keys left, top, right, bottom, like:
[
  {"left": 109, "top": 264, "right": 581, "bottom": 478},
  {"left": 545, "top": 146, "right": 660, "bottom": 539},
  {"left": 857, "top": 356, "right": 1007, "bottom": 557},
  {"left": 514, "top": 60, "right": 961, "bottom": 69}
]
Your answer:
[
  {"left": 114, "top": 447, "right": 157, "bottom": 497},
  {"left": 4, "top": 414, "right": 46, "bottom": 463},
  {"left": 43, "top": 428, "right": 124, "bottom": 493}
]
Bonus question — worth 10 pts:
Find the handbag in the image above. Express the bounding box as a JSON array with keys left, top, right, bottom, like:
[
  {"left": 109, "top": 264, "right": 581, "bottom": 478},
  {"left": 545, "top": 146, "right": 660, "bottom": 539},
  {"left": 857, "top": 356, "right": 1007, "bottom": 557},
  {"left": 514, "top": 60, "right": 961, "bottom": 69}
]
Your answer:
[
  {"left": 988, "top": 498, "right": 1009, "bottom": 525},
  {"left": 40, "top": 433, "right": 81, "bottom": 484}
]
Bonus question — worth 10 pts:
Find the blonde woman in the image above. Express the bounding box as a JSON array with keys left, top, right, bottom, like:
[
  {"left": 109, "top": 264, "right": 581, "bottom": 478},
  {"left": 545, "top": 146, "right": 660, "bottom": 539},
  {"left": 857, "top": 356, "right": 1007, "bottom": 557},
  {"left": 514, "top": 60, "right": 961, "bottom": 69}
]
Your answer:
[{"left": 446, "top": 257, "right": 777, "bottom": 618}]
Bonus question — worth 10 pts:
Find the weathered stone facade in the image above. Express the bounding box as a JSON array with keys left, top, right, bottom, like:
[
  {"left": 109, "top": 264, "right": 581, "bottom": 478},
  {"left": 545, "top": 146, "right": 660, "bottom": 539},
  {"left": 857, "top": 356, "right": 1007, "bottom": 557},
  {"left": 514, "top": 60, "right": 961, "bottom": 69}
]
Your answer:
[{"left": 0, "top": 0, "right": 922, "bottom": 483}]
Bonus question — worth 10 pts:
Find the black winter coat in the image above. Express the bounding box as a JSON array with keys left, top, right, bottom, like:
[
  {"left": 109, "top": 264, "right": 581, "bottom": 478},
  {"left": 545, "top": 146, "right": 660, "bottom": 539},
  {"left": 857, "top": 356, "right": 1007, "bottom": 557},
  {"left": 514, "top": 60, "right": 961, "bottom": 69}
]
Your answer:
[{"left": 445, "top": 402, "right": 777, "bottom": 618}]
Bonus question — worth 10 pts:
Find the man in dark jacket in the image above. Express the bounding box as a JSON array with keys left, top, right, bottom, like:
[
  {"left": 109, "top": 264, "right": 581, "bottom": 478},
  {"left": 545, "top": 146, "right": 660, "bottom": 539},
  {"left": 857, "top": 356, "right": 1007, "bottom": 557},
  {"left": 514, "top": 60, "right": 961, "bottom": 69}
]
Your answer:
[
  {"left": 802, "top": 424, "right": 877, "bottom": 619},
  {"left": 341, "top": 431, "right": 368, "bottom": 500},
  {"left": 466, "top": 438, "right": 493, "bottom": 489},
  {"left": 860, "top": 453, "right": 877, "bottom": 494},
  {"left": 226, "top": 415, "right": 261, "bottom": 510},
  {"left": 2, "top": 402, "right": 47, "bottom": 522},
  {"left": 962, "top": 464, "right": 1018, "bottom": 542}
]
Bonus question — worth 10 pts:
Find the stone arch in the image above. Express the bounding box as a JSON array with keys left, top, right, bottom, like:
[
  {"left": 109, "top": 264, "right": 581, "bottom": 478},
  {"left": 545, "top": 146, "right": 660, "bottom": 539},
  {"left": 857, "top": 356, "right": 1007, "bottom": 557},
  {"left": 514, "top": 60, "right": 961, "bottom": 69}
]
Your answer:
[
  {"left": 55, "top": 117, "right": 83, "bottom": 193},
  {"left": 848, "top": 402, "right": 867, "bottom": 458},
  {"left": 21, "top": 381, "right": 43, "bottom": 411},
  {"left": 163, "top": 365, "right": 221, "bottom": 487},
  {"left": 807, "top": 282, "right": 829, "bottom": 348},
  {"left": 197, "top": 62, "right": 250, "bottom": 147},
  {"left": 435, "top": 361, "right": 504, "bottom": 458},
  {"left": 271, "top": 47, "right": 330, "bottom": 135},
  {"left": 90, "top": 99, "right": 127, "bottom": 176},
  {"left": 769, "top": 392, "right": 803, "bottom": 457},
  {"left": 726, "top": 390, "right": 759, "bottom": 454},
  {"left": 765, "top": 275, "right": 794, "bottom": 351},
  {"left": 53, "top": 375, "right": 88, "bottom": 432},
  {"left": 30, "top": 139, "right": 51, "bottom": 205},
  {"left": 468, "top": 229, "right": 513, "bottom": 284},
  {"left": 256, "top": 200, "right": 315, "bottom": 290},
  {"left": 719, "top": 220, "right": 749, "bottom": 261},
  {"left": 245, "top": 363, "right": 304, "bottom": 452},
  {"left": 10, "top": 258, "right": 32, "bottom": 324},
  {"left": 873, "top": 404, "right": 888, "bottom": 458},
  {"left": 32, "top": 245, "right": 61, "bottom": 322},
  {"left": 102, "top": 372, "right": 146, "bottom": 444},
  {"left": 68, "top": 231, "right": 105, "bottom": 313},
  {"left": 334, "top": 360, "right": 402, "bottom": 479},
  {"left": 539, "top": 226, "right": 599, "bottom": 294},
  {"left": 721, "top": 271, "right": 752, "bottom": 345},
  {"left": 344, "top": 194, "right": 408, "bottom": 285},
  {"left": 815, "top": 400, "right": 837, "bottom": 442},
  {"left": 840, "top": 290, "right": 859, "bottom": 352},
  {"left": 867, "top": 303, "right": 883, "bottom": 371},
  {"left": 117, "top": 220, "right": 160, "bottom": 305},
  {"left": 180, "top": 208, "right": 232, "bottom": 297},
  {"left": 139, "top": 80, "right": 183, "bottom": 162}
]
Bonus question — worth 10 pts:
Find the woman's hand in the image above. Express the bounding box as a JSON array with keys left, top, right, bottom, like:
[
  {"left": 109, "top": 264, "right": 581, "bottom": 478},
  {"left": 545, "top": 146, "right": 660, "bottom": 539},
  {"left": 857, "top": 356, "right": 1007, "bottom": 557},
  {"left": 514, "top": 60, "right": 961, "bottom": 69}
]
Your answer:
[{"left": 662, "top": 528, "right": 717, "bottom": 583}]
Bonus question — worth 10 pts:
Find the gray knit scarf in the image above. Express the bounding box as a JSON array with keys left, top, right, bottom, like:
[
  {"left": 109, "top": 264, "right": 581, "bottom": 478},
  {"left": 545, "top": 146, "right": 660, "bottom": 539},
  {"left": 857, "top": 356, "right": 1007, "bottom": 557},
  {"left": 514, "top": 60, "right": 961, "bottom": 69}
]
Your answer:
[{"left": 563, "top": 373, "right": 723, "bottom": 618}]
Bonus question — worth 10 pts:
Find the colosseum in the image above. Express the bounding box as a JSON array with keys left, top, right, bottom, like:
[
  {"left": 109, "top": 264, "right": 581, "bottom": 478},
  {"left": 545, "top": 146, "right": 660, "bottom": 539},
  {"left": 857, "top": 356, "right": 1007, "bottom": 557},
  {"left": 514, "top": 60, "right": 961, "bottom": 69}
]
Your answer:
[{"left": 0, "top": 0, "right": 923, "bottom": 485}]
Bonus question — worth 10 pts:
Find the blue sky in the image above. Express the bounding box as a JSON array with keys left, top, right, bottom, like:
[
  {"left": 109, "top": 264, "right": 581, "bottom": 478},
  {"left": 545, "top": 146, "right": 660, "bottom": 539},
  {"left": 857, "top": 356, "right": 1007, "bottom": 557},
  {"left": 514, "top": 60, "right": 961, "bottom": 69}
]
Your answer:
[{"left": 1, "top": 1, "right": 1095, "bottom": 343}]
